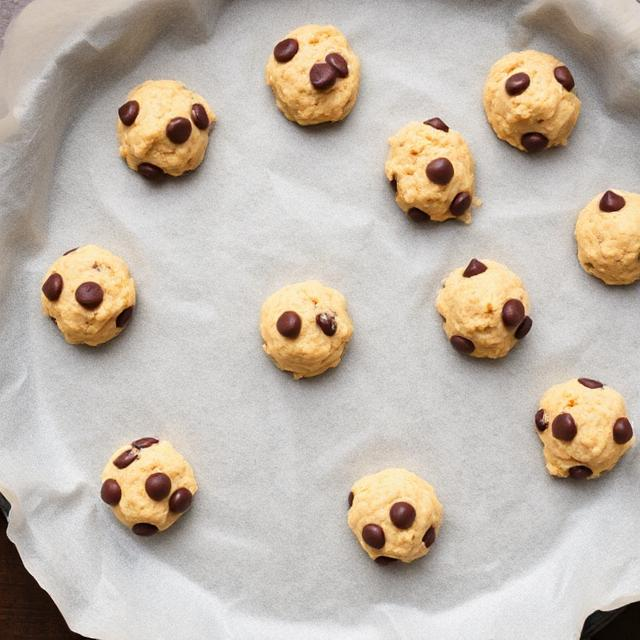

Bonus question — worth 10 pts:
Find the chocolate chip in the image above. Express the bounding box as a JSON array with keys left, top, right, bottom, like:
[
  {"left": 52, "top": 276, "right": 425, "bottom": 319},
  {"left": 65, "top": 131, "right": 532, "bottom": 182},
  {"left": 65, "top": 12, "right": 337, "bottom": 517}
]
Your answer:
[
  {"left": 599, "top": 190, "right": 626, "bottom": 212},
  {"left": 613, "top": 417, "right": 633, "bottom": 444},
  {"left": 408, "top": 207, "right": 430, "bottom": 222},
  {"left": 132, "top": 523, "right": 159, "bottom": 536},
  {"left": 132, "top": 437, "right": 159, "bottom": 449},
  {"left": 535, "top": 409, "right": 548, "bottom": 431},
  {"left": 113, "top": 449, "right": 138, "bottom": 469},
  {"left": 191, "top": 103, "right": 209, "bottom": 130},
  {"left": 578, "top": 378, "right": 603, "bottom": 389},
  {"left": 389, "top": 502, "right": 416, "bottom": 529},
  {"left": 463, "top": 258, "right": 487, "bottom": 278},
  {"left": 316, "top": 312, "right": 337, "bottom": 336},
  {"left": 502, "top": 299, "right": 525, "bottom": 328},
  {"left": 273, "top": 38, "right": 298, "bottom": 63},
  {"left": 424, "top": 117, "right": 449, "bottom": 132},
  {"left": 362, "top": 524, "right": 385, "bottom": 549},
  {"left": 325, "top": 52, "right": 348, "bottom": 77},
  {"left": 552, "top": 413, "right": 577, "bottom": 441},
  {"left": 348, "top": 491, "right": 354, "bottom": 508},
  {"left": 75, "top": 282, "right": 103, "bottom": 309},
  {"left": 118, "top": 100, "right": 139, "bottom": 126},
  {"left": 145, "top": 473, "right": 172, "bottom": 501},
  {"left": 169, "top": 488, "right": 193, "bottom": 513},
  {"left": 505, "top": 72, "right": 530, "bottom": 96},
  {"left": 309, "top": 62, "right": 337, "bottom": 90},
  {"left": 554, "top": 66, "right": 575, "bottom": 91},
  {"left": 515, "top": 316, "right": 532, "bottom": 339},
  {"left": 63, "top": 247, "right": 78, "bottom": 256},
  {"left": 521, "top": 132, "right": 548, "bottom": 153},
  {"left": 450, "top": 192, "right": 471, "bottom": 216},
  {"left": 42, "top": 273, "right": 63, "bottom": 301},
  {"left": 569, "top": 465, "right": 592, "bottom": 479},
  {"left": 450, "top": 335, "right": 475, "bottom": 354},
  {"left": 137, "top": 162, "right": 164, "bottom": 179},
  {"left": 166, "top": 117, "right": 192, "bottom": 144},
  {"left": 100, "top": 479, "right": 121, "bottom": 505},
  {"left": 426, "top": 157, "right": 454, "bottom": 185},
  {"left": 374, "top": 556, "right": 398, "bottom": 565},
  {"left": 422, "top": 526, "right": 436, "bottom": 547},
  {"left": 116, "top": 306, "right": 134, "bottom": 328},
  {"left": 276, "top": 311, "right": 301, "bottom": 338}
]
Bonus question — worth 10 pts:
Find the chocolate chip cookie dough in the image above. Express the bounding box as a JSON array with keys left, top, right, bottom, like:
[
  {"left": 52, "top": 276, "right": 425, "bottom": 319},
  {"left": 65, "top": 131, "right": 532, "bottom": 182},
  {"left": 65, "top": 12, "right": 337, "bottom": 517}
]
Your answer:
[
  {"left": 535, "top": 378, "right": 634, "bottom": 479},
  {"left": 575, "top": 190, "right": 640, "bottom": 285},
  {"left": 436, "top": 259, "right": 532, "bottom": 358},
  {"left": 41, "top": 245, "right": 135, "bottom": 346},
  {"left": 483, "top": 50, "right": 581, "bottom": 152},
  {"left": 348, "top": 468, "right": 443, "bottom": 564},
  {"left": 260, "top": 281, "right": 353, "bottom": 379},
  {"left": 385, "top": 118, "right": 477, "bottom": 223},
  {"left": 117, "top": 80, "right": 215, "bottom": 178},
  {"left": 265, "top": 24, "right": 360, "bottom": 126},
  {"left": 101, "top": 438, "right": 197, "bottom": 536}
]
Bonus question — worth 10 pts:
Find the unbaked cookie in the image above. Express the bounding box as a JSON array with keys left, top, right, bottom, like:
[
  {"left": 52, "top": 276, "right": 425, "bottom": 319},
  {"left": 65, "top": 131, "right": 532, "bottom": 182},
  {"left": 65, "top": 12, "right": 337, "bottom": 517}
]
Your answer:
[
  {"left": 117, "top": 80, "right": 215, "bottom": 178},
  {"left": 385, "top": 119, "right": 477, "bottom": 223},
  {"left": 260, "top": 280, "right": 353, "bottom": 379},
  {"left": 101, "top": 438, "right": 197, "bottom": 535},
  {"left": 265, "top": 24, "right": 360, "bottom": 126},
  {"left": 436, "top": 258, "right": 532, "bottom": 358},
  {"left": 41, "top": 245, "right": 135, "bottom": 346},
  {"left": 347, "top": 468, "right": 443, "bottom": 564},
  {"left": 575, "top": 190, "right": 640, "bottom": 285},
  {"left": 483, "top": 50, "right": 581, "bottom": 152},
  {"left": 535, "top": 378, "right": 634, "bottom": 479}
]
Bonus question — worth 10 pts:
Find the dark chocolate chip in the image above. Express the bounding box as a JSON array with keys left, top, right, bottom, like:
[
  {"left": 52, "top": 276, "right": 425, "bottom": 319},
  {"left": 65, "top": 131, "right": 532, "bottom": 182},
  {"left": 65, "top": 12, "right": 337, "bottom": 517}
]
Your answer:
[
  {"left": 100, "top": 479, "right": 122, "bottom": 506},
  {"left": 325, "top": 52, "right": 348, "bottom": 77},
  {"left": 554, "top": 66, "right": 575, "bottom": 91},
  {"left": 426, "top": 157, "right": 454, "bottom": 185},
  {"left": 169, "top": 488, "right": 193, "bottom": 513},
  {"left": 502, "top": 299, "right": 525, "bottom": 328},
  {"left": 118, "top": 100, "right": 139, "bottom": 126},
  {"left": 309, "top": 62, "right": 337, "bottom": 90},
  {"left": 535, "top": 409, "right": 548, "bottom": 432},
  {"left": 145, "top": 472, "right": 172, "bottom": 501},
  {"left": 113, "top": 449, "right": 138, "bottom": 469},
  {"left": 450, "top": 335, "right": 475, "bottom": 354},
  {"left": 424, "top": 117, "right": 449, "bottom": 132},
  {"left": 463, "top": 258, "right": 487, "bottom": 278},
  {"left": 348, "top": 491, "right": 354, "bottom": 508},
  {"left": 42, "top": 273, "right": 63, "bottom": 301},
  {"left": 191, "top": 103, "right": 209, "bottom": 130},
  {"left": 389, "top": 502, "right": 416, "bottom": 529},
  {"left": 316, "top": 312, "right": 337, "bottom": 336},
  {"left": 75, "top": 282, "right": 103, "bottom": 309},
  {"left": 374, "top": 556, "right": 398, "bottom": 565},
  {"left": 273, "top": 38, "right": 298, "bottom": 63},
  {"left": 505, "top": 72, "right": 530, "bottom": 96},
  {"left": 552, "top": 413, "right": 577, "bottom": 441},
  {"left": 276, "top": 311, "right": 301, "bottom": 338},
  {"left": 166, "top": 117, "right": 192, "bottom": 144},
  {"left": 132, "top": 437, "right": 159, "bottom": 449},
  {"left": 137, "top": 162, "right": 164, "bottom": 179},
  {"left": 450, "top": 192, "right": 471, "bottom": 216},
  {"left": 362, "top": 524, "right": 385, "bottom": 549},
  {"left": 613, "top": 417, "right": 633, "bottom": 444},
  {"left": 407, "top": 207, "right": 430, "bottom": 222},
  {"left": 578, "top": 378, "right": 603, "bottom": 389},
  {"left": 63, "top": 247, "right": 78, "bottom": 256},
  {"left": 521, "top": 132, "right": 548, "bottom": 153},
  {"left": 116, "top": 306, "right": 134, "bottom": 328},
  {"left": 514, "top": 316, "right": 533, "bottom": 339},
  {"left": 599, "top": 190, "right": 626, "bottom": 212},
  {"left": 422, "top": 526, "right": 436, "bottom": 547},
  {"left": 132, "top": 523, "right": 159, "bottom": 536},
  {"left": 568, "top": 465, "right": 592, "bottom": 479}
]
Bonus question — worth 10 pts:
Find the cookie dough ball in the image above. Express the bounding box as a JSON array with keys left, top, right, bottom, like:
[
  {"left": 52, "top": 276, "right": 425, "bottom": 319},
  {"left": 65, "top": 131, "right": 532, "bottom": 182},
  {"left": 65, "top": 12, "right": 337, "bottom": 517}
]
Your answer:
[
  {"left": 436, "top": 259, "right": 532, "bottom": 358},
  {"left": 575, "top": 190, "right": 640, "bottom": 285},
  {"left": 41, "top": 245, "right": 135, "bottom": 346},
  {"left": 535, "top": 378, "right": 635, "bottom": 479},
  {"left": 385, "top": 119, "right": 477, "bottom": 223},
  {"left": 348, "top": 468, "right": 443, "bottom": 564},
  {"left": 483, "top": 50, "right": 581, "bottom": 152},
  {"left": 265, "top": 24, "right": 360, "bottom": 126},
  {"left": 117, "top": 80, "right": 215, "bottom": 178},
  {"left": 260, "top": 280, "right": 353, "bottom": 379},
  {"left": 100, "top": 438, "right": 197, "bottom": 535}
]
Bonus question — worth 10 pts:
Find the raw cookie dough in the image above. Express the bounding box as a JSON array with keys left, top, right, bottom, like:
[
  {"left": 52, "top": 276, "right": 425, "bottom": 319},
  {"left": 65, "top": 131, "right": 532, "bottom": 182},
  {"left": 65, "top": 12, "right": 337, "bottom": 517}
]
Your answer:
[
  {"left": 101, "top": 438, "right": 197, "bottom": 535},
  {"left": 265, "top": 24, "right": 360, "bottom": 126},
  {"left": 41, "top": 245, "right": 135, "bottom": 346},
  {"left": 575, "top": 190, "right": 640, "bottom": 285},
  {"left": 117, "top": 80, "right": 215, "bottom": 178},
  {"left": 483, "top": 50, "right": 581, "bottom": 152},
  {"left": 348, "top": 468, "right": 443, "bottom": 564},
  {"left": 436, "top": 258, "right": 532, "bottom": 358},
  {"left": 535, "top": 378, "right": 635, "bottom": 479},
  {"left": 260, "top": 280, "right": 353, "bottom": 379},
  {"left": 385, "top": 118, "right": 477, "bottom": 223}
]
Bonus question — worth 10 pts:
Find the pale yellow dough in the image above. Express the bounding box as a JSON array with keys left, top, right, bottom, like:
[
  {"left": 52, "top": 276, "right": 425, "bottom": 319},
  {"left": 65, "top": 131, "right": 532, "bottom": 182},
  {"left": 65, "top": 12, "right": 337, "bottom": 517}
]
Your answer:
[
  {"left": 436, "top": 259, "right": 531, "bottom": 359},
  {"left": 101, "top": 439, "right": 197, "bottom": 534},
  {"left": 536, "top": 379, "right": 635, "bottom": 479},
  {"left": 41, "top": 245, "right": 135, "bottom": 347},
  {"left": 260, "top": 281, "right": 353, "bottom": 379},
  {"left": 575, "top": 190, "right": 640, "bottom": 285},
  {"left": 348, "top": 468, "right": 443, "bottom": 564},
  {"left": 384, "top": 120, "right": 477, "bottom": 223},
  {"left": 265, "top": 24, "right": 360, "bottom": 126},
  {"left": 117, "top": 80, "right": 215, "bottom": 176},
  {"left": 483, "top": 50, "right": 581, "bottom": 151}
]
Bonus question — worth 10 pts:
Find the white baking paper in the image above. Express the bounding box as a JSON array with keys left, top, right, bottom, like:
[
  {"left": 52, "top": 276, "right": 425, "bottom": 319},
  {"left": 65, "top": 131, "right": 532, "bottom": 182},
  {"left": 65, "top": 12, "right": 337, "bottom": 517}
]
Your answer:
[{"left": 1, "top": 1, "right": 639, "bottom": 638}]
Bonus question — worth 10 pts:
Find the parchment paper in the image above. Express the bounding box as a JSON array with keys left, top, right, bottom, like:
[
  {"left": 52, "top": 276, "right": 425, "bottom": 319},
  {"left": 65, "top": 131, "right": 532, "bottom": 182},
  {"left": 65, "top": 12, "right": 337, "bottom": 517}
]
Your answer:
[{"left": 1, "top": 1, "right": 640, "bottom": 638}]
